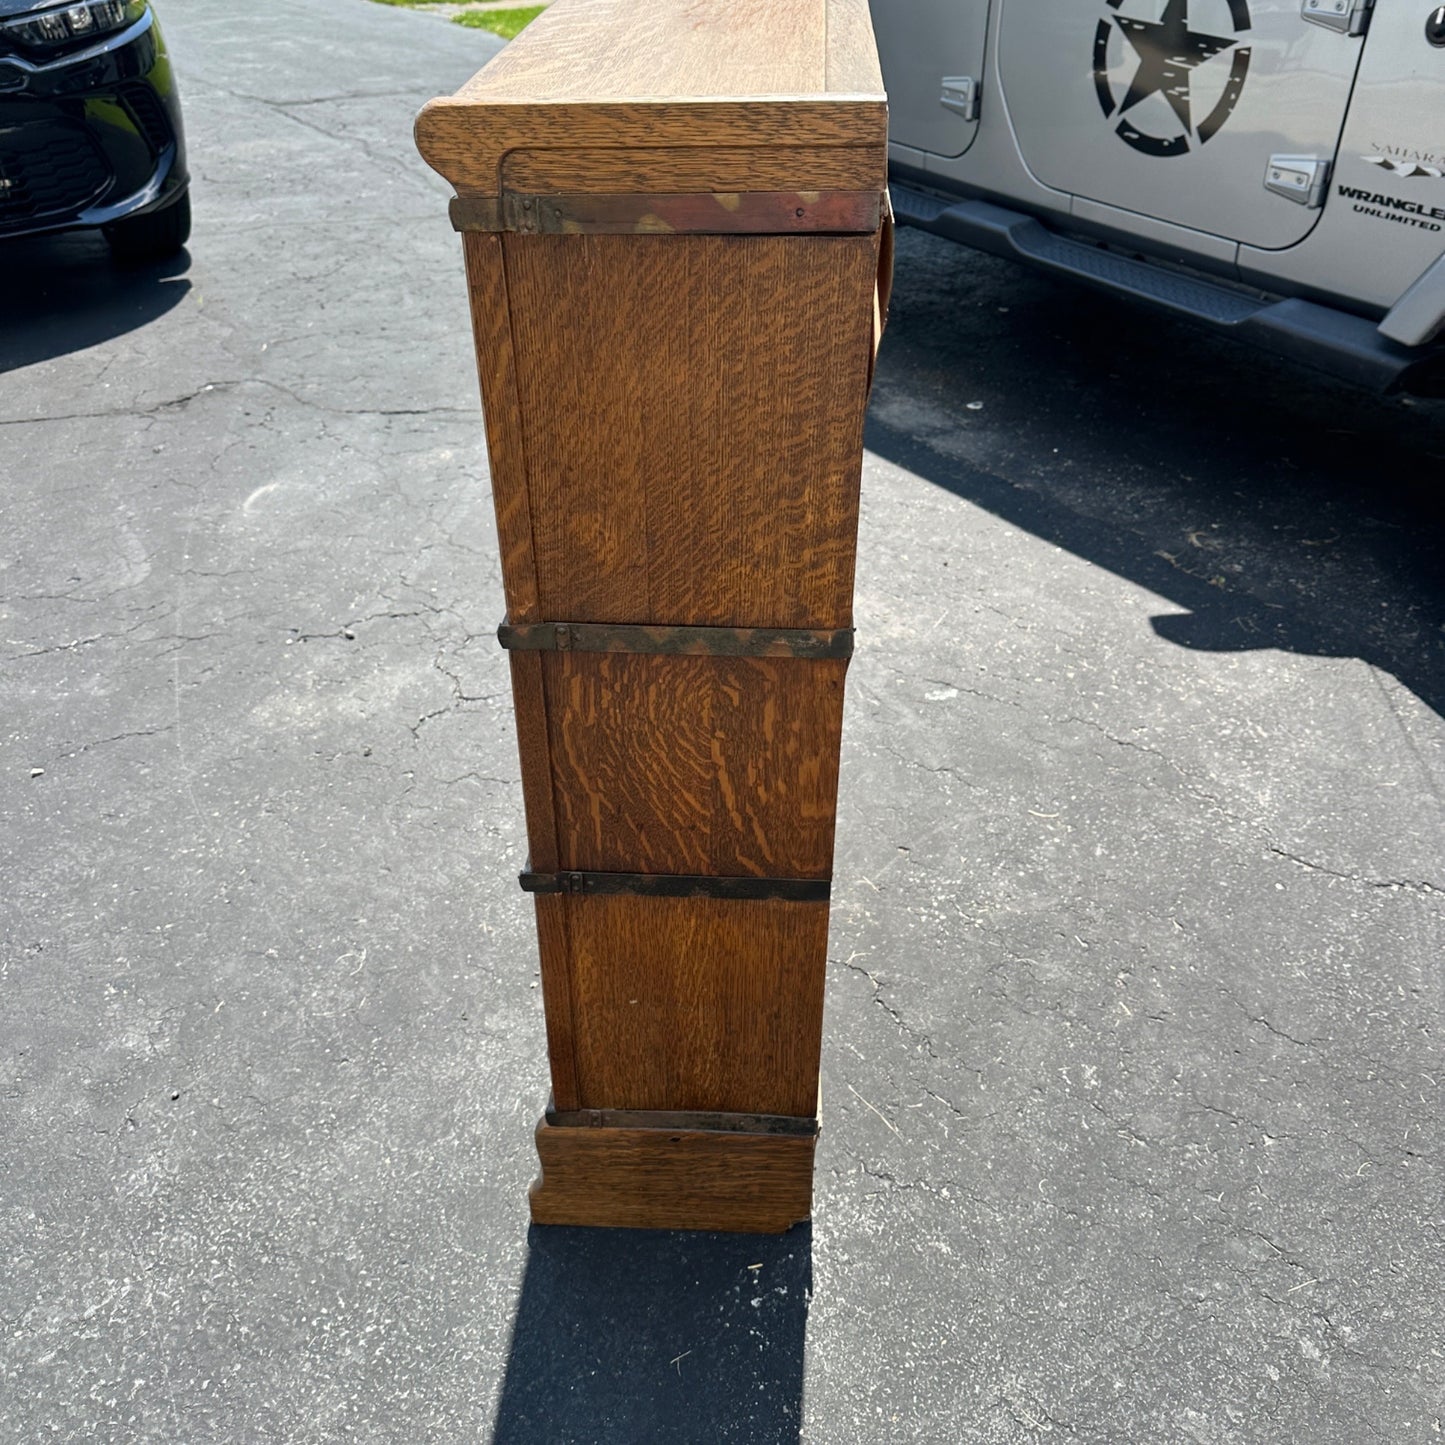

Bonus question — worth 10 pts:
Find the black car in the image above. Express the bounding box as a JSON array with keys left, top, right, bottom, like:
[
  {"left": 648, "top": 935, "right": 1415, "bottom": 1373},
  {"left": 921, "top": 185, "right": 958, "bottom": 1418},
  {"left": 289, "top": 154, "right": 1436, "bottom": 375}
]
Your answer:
[{"left": 0, "top": 0, "right": 188, "bottom": 262}]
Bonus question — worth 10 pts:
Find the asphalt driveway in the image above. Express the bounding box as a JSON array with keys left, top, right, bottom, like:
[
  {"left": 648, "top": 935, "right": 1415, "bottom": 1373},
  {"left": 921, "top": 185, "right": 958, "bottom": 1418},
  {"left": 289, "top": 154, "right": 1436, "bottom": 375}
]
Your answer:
[{"left": 2, "top": 1, "right": 1442, "bottom": 1441}]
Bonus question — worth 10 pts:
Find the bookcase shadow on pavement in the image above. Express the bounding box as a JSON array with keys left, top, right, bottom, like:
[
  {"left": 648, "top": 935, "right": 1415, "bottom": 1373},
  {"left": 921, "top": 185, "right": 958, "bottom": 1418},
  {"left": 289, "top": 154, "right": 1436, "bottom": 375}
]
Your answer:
[{"left": 490, "top": 1225, "right": 811, "bottom": 1444}]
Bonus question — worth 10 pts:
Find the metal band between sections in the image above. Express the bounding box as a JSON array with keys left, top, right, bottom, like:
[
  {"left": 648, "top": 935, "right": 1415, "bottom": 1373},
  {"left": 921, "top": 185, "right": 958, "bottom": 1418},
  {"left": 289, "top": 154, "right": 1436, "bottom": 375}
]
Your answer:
[
  {"left": 520, "top": 869, "right": 831, "bottom": 902},
  {"left": 498, "top": 619, "right": 854, "bottom": 660},
  {"left": 544, "top": 1098, "right": 819, "bottom": 1138},
  {"left": 451, "top": 189, "right": 882, "bottom": 236}
]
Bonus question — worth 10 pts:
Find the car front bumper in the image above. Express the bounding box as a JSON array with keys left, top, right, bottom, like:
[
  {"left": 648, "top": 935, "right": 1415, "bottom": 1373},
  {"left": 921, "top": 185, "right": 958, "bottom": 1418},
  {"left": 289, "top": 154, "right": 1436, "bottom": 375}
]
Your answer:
[{"left": 0, "top": 6, "right": 188, "bottom": 240}]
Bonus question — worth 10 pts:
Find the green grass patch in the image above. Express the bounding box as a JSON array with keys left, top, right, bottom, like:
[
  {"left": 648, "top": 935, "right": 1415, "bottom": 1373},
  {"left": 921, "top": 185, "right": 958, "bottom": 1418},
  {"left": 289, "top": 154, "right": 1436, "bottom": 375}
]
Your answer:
[{"left": 452, "top": 5, "right": 545, "bottom": 37}]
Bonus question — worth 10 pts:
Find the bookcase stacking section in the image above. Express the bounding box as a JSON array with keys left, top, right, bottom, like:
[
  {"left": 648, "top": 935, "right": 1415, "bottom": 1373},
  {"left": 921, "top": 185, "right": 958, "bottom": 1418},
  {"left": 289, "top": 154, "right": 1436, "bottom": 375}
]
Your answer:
[{"left": 416, "top": 0, "right": 889, "bottom": 1233}]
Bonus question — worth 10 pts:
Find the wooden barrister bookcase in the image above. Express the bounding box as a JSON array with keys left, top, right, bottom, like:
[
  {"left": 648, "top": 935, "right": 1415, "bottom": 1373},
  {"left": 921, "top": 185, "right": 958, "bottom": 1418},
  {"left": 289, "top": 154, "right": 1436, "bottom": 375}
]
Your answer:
[{"left": 415, "top": 0, "right": 889, "bottom": 1233}]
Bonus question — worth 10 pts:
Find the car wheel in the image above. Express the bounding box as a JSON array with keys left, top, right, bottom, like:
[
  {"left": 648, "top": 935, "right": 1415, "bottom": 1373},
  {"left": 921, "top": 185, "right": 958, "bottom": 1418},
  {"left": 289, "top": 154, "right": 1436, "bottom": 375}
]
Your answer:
[{"left": 104, "top": 191, "right": 191, "bottom": 265}]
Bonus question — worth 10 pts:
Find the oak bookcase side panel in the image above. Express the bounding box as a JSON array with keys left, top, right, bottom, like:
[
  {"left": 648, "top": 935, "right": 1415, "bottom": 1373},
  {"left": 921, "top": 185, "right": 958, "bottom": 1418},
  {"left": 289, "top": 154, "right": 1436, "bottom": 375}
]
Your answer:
[
  {"left": 503, "top": 231, "right": 880, "bottom": 628},
  {"left": 540, "top": 652, "right": 846, "bottom": 878},
  {"left": 554, "top": 894, "right": 830, "bottom": 1116}
]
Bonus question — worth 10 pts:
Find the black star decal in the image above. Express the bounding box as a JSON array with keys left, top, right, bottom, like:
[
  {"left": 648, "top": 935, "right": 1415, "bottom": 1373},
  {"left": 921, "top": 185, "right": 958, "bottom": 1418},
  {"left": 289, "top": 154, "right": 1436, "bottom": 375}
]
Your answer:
[{"left": 1115, "top": 0, "right": 1236, "bottom": 135}]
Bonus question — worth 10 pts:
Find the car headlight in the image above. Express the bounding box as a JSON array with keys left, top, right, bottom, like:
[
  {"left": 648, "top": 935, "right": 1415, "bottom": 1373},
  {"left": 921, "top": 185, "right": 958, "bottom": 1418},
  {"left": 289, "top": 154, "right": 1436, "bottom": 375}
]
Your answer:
[{"left": 3, "top": 0, "right": 147, "bottom": 52}]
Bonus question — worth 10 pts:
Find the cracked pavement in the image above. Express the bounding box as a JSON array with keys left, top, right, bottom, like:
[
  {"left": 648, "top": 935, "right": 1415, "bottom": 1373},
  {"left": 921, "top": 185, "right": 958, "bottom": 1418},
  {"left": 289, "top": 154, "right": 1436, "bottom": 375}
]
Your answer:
[{"left": 1, "top": 0, "right": 1442, "bottom": 1440}]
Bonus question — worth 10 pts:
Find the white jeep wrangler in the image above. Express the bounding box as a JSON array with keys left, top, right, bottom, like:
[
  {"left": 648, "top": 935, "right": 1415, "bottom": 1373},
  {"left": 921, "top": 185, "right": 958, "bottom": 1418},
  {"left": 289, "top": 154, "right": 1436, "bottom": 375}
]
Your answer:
[{"left": 870, "top": 0, "right": 1445, "bottom": 390}]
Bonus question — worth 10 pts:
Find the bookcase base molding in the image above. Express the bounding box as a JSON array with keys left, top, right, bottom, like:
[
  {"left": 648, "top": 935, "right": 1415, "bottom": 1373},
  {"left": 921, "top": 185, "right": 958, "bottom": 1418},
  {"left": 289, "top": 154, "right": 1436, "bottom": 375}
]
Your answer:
[{"left": 529, "top": 1116, "right": 818, "bottom": 1235}]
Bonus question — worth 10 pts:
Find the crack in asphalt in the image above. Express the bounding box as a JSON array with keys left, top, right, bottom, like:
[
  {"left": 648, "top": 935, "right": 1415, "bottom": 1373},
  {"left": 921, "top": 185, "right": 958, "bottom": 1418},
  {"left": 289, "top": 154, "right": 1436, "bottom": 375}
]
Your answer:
[
  {"left": 1268, "top": 845, "right": 1442, "bottom": 897},
  {"left": 841, "top": 956, "right": 942, "bottom": 1060},
  {"left": 0, "top": 376, "right": 477, "bottom": 428},
  {"left": 183, "top": 75, "right": 442, "bottom": 197},
  {"left": 49, "top": 726, "right": 175, "bottom": 763}
]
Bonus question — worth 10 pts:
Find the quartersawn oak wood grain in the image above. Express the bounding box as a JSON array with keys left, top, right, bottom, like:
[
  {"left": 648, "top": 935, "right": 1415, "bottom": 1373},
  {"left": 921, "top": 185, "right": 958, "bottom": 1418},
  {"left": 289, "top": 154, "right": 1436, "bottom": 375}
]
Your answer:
[
  {"left": 503, "top": 145, "right": 884, "bottom": 197},
  {"left": 505, "top": 232, "right": 879, "bottom": 628},
  {"left": 530, "top": 1119, "right": 816, "bottom": 1233},
  {"left": 542, "top": 654, "right": 846, "bottom": 878},
  {"left": 558, "top": 895, "right": 830, "bottom": 1116}
]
